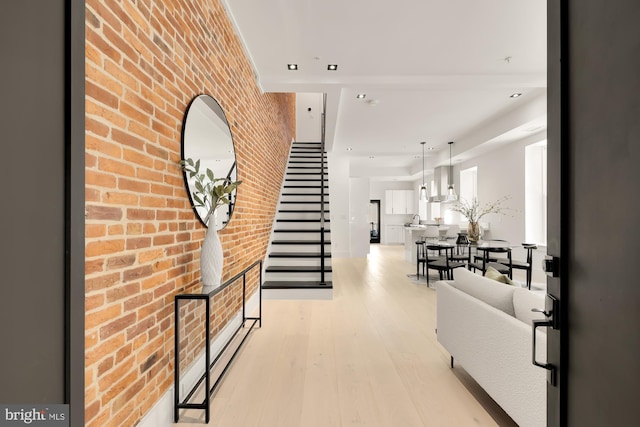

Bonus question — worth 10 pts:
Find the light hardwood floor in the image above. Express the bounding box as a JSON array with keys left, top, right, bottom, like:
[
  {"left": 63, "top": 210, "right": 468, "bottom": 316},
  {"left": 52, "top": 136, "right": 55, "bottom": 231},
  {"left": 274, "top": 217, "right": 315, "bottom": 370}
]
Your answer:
[{"left": 174, "top": 244, "right": 518, "bottom": 427}]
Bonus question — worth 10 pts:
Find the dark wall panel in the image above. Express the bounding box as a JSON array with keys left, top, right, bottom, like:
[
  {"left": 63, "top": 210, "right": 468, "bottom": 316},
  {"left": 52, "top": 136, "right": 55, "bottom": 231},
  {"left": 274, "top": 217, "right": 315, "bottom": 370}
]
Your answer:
[
  {"left": 567, "top": 0, "right": 640, "bottom": 425},
  {"left": 0, "top": 0, "right": 66, "bottom": 402}
]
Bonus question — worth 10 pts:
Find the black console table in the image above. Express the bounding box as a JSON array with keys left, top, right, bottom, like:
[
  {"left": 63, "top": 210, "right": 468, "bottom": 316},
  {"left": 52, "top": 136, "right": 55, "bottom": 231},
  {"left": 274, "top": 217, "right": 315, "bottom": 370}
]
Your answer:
[{"left": 173, "top": 260, "right": 262, "bottom": 423}]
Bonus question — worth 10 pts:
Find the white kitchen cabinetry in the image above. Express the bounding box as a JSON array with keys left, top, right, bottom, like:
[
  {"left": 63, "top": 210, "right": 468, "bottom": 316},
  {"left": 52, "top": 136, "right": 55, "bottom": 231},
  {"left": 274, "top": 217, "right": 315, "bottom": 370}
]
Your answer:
[
  {"left": 385, "top": 225, "right": 405, "bottom": 244},
  {"left": 384, "top": 190, "right": 415, "bottom": 215}
]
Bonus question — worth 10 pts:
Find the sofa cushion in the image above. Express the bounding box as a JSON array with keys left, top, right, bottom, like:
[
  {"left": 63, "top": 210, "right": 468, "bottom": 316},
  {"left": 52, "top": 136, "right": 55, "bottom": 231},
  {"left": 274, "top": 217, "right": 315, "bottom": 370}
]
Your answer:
[
  {"left": 485, "top": 265, "right": 516, "bottom": 285},
  {"left": 513, "top": 288, "right": 547, "bottom": 326},
  {"left": 450, "top": 267, "right": 516, "bottom": 316}
]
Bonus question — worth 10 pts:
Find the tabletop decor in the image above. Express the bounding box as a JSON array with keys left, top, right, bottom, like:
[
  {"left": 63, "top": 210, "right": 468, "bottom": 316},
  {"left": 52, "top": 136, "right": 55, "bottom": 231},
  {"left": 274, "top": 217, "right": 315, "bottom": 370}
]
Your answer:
[
  {"left": 181, "top": 157, "right": 242, "bottom": 290},
  {"left": 450, "top": 196, "right": 512, "bottom": 242}
]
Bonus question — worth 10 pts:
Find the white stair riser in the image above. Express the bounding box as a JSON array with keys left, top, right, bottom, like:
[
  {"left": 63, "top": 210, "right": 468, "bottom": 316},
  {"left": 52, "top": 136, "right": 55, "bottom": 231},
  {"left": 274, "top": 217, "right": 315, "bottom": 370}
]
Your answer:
[
  {"left": 288, "top": 157, "right": 325, "bottom": 162},
  {"left": 280, "top": 194, "right": 325, "bottom": 202},
  {"left": 285, "top": 172, "right": 327, "bottom": 179},
  {"left": 278, "top": 203, "right": 330, "bottom": 211},
  {"left": 269, "top": 244, "right": 331, "bottom": 252},
  {"left": 267, "top": 258, "right": 330, "bottom": 267},
  {"left": 273, "top": 232, "right": 330, "bottom": 240},
  {"left": 264, "top": 272, "right": 333, "bottom": 282},
  {"left": 282, "top": 184, "right": 328, "bottom": 192},
  {"left": 277, "top": 211, "right": 329, "bottom": 220}
]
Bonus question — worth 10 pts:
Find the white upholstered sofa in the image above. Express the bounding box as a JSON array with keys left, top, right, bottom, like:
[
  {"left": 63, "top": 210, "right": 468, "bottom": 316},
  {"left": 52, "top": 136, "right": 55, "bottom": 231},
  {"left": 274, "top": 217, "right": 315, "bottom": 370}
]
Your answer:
[{"left": 436, "top": 267, "right": 547, "bottom": 427}]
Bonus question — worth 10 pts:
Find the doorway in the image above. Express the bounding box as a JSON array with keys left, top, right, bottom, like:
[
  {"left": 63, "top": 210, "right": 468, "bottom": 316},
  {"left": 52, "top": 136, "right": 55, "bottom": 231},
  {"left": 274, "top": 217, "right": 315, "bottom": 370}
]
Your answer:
[{"left": 369, "top": 200, "right": 380, "bottom": 243}]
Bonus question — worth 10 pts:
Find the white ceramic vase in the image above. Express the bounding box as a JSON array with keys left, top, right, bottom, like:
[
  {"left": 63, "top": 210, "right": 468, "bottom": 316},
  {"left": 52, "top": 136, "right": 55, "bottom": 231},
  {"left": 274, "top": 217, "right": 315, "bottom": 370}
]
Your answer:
[{"left": 201, "top": 215, "right": 223, "bottom": 291}]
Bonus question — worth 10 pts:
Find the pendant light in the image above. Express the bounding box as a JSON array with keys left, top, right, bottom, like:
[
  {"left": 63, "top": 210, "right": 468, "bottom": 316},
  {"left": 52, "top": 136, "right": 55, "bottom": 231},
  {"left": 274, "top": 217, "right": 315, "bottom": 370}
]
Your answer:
[
  {"left": 419, "top": 141, "right": 429, "bottom": 201},
  {"left": 446, "top": 141, "right": 458, "bottom": 202}
]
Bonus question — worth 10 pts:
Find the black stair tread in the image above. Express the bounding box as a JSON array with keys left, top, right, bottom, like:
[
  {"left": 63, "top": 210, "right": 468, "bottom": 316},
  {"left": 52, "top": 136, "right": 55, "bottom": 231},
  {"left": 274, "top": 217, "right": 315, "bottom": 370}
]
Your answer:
[
  {"left": 277, "top": 218, "right": 330, "bottom": 222},
  {"left": 282, "top": 193, "right": 329, "bottom": 197},
  {"left": 269, "top": 252, "right": 331, "bottom": 258},
  {"left": 272, "top": 240, "right": 331, "bottom": 245},
  {"left": 265, "top": 266, "right": 332, "bottom": 272},
  {"left": 287, "top": 166, "right": 328, "bottom": 169},
  {"left": 284, "top": 178, "right": 325, "bottom": 182},
  {"left": 274, "top": 229, "right": 330, "bottom": 233},
  {"left": 283, "top": 185, "right": 329, "bottom": 188},
  {"left": 280, "top": 201, "right": 329, "bottom": 204},
  {"left": 263, "top": 280, "right": 333, "bottom": 289},
  {"left": 286, "top": 171, "right": 329, "bottom": 175},
  {"left": 278, "top": 209, "right": 330, "bottom": 213},
  {"left": 290, "top": 154, "right": 327, "bottom": 157}
]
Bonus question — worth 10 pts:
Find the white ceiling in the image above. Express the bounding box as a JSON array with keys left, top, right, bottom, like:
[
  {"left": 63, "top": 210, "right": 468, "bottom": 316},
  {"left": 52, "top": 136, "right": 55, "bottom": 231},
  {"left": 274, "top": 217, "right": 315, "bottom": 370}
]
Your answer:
[{"left": 221, "top": 0, "right": 547, "bottom": 180}]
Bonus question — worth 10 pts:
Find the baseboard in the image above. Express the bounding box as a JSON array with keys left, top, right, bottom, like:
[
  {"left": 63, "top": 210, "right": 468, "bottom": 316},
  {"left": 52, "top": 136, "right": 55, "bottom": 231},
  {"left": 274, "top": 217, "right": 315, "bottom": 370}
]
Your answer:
[{"left": 137, "top": 290, "right": 260, "bottom": 427}]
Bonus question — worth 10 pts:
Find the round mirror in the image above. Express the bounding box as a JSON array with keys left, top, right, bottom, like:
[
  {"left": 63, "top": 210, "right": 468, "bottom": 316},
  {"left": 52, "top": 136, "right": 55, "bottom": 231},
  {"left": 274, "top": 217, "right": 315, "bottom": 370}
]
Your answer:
[{"left": 181, "top": 94, "right": 238, "bottom": 230}]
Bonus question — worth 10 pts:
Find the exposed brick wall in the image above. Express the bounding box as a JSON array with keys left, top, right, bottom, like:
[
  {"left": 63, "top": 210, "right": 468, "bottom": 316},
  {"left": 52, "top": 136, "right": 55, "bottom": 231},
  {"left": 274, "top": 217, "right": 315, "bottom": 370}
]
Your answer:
[{"left": 84, "top": 0, "right": 295, "bottom": 425}]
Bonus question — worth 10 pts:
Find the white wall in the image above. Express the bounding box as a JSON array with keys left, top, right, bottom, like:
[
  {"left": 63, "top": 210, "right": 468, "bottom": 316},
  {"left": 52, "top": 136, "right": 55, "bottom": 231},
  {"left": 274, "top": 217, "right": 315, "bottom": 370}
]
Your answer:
[
  {"left": 349, "top": 178, "right": 371, "bottom": 257},
  {"left": 296, "top": 93, "right": 323, "bottom": 142},
  {"left": 328, "top": 154, "right": 350, "bottom": 258}
]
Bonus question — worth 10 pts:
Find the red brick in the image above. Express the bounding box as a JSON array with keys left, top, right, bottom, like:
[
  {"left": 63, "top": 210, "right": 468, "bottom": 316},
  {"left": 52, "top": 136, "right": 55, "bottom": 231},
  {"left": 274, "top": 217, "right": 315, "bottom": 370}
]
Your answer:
[{"left": 84, "top": 0, "right": 295, "bottom": 423}]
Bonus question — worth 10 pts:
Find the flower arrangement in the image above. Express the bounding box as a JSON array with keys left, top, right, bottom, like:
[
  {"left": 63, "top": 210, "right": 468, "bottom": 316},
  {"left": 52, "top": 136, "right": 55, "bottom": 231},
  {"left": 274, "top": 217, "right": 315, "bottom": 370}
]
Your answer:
[
  {"left": 449, "top": 196, "right": 513, "bottom": 223},
  {"left": 180, "top": 157, "right": 242, "bottom": 223}
]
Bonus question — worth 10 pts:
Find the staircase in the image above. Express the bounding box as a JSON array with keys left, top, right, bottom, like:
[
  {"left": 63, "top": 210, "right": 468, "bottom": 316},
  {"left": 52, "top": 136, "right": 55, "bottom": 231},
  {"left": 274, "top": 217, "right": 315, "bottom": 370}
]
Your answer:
[{"left": 263, "top": 141, "right": 332, "bottom": 299}]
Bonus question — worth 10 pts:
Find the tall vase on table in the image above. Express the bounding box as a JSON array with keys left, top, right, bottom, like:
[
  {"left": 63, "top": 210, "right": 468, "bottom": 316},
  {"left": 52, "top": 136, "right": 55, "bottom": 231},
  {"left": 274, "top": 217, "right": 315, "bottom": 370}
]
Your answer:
[
  {"left": 180, "top": 157, "right": 242, "bottom": 294},
  {"left": 201, "top": 212, "right": 223, "bottom": 293},
  {"left": 467, "top": 221, "right": 482, "bottom": 243}
]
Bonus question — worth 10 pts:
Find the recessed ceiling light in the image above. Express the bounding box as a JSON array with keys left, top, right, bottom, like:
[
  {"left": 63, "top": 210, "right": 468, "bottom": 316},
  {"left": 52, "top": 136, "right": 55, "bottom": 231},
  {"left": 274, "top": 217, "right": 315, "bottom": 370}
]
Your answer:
[
  {"left": 327, "top": 64, "right": 338, "bottom": 71},
  {"left": 428, "top": 147, "right": 435, "bottom": 150},
  {"left": 356, "top": 94, "right": 366, "bottom": 99},
  {"left": 287, "top": 64, "right": 298, "bottom": 70},
  {"left": 346, "top": 147, "right": 353, "bottom": 151},
  {"left": 510, "top": 92, "right": 522, "bottom": 98},
  {"left": 369, "top": 156, "right": 375, "bottom": 159}
]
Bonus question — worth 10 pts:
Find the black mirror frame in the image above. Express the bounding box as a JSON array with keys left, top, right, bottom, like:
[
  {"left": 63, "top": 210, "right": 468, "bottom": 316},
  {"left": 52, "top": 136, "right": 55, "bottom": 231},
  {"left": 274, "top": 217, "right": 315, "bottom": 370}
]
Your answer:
[{"left": 180, "top": 94, "right": 238, "bottom": 229}]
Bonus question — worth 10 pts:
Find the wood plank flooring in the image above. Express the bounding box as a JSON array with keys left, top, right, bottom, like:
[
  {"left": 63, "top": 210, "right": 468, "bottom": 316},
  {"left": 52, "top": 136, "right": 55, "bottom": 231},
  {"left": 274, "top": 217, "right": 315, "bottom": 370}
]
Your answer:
[{"left": 174, "top": 244, "right": 518, "bottom": 427}]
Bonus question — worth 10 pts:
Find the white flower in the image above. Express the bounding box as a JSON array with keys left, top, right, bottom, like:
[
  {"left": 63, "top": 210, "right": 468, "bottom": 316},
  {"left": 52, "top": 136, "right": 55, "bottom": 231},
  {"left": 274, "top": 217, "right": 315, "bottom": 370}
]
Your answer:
[{"left": 449, "top": 196, "right": 513, "bottom": 223}]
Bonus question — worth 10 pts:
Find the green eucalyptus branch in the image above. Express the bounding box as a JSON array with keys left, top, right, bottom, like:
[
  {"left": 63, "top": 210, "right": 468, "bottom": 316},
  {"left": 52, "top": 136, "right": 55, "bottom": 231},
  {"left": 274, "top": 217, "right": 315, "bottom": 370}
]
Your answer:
[{"left": 180, "top": 157, "right": 242, "bottom": 221}]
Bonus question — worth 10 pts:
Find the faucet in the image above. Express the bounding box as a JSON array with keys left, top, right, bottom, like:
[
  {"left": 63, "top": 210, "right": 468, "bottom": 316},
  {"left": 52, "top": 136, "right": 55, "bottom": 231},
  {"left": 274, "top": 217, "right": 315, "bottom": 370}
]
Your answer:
[{"left": 411, "top": 214, "right": 421, "bottom": 225}]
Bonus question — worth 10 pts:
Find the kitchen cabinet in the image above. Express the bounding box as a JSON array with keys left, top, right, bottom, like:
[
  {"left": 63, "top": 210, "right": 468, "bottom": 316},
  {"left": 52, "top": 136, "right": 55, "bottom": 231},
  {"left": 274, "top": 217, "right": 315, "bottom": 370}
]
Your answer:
[
  {"left": 385, "top": 225, "right": 405, "bottom": 244},
  {"left": 384, "top": 190, "right": 415, "bottom": 215}
]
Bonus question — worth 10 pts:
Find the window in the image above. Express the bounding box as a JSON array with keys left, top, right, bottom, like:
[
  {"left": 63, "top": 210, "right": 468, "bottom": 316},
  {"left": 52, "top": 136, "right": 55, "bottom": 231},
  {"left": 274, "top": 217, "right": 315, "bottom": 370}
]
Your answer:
[
  {"left": 525, "top": 141, "right": 547, "bottom": 245},
  {"left": 459, "top": 166, "right": 478, "bottom": 203}
]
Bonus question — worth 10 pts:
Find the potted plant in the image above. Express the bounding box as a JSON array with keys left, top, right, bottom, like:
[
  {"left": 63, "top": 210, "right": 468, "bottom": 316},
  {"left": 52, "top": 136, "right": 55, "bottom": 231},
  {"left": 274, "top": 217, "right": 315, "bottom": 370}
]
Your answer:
[
  {"left": 449, "top": 196, "right": 512, "bottom": 242},
  {"left": 181, "top": 157, "right": 242, "bottom": 290}
]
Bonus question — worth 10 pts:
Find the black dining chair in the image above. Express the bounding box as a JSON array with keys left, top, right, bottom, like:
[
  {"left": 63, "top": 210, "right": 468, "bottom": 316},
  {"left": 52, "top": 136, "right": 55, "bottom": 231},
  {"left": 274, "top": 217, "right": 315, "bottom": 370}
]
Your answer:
[
  {"left": 450, "top": 241, "right": 471, "bottom": 264},
  {"left": 492, "top": 243, "right": 537, "bottom": 289},
  {"left": 424, "top": 244, "right": 467, "bottom": 285},
  {"left": 416, "top": 240, "right": 446, "bottom": 279},
  {"left": 416, "top": 240, "right": 427, "bottom": 279},
  {"left": 469, "top": 246, "right": 513, "bottom": 278}
]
